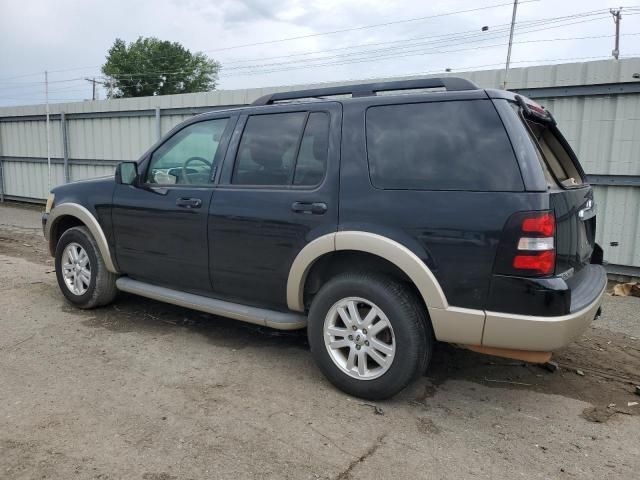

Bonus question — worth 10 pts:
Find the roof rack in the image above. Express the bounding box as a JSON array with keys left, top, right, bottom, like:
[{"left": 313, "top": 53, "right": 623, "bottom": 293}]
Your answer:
[{"left": 251, "top": 77, "right": 479, "bottom": 106}]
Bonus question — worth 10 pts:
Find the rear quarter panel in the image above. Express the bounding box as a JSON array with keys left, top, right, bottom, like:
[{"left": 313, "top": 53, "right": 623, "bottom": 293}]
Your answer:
[{"left": 339, "top": 95, "right": 549, "bottom": 310}]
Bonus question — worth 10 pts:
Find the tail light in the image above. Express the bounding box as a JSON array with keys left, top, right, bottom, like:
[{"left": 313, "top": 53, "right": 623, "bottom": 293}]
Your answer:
[{"left": 494, "top": 211, "right": 556, "bottom": 277}]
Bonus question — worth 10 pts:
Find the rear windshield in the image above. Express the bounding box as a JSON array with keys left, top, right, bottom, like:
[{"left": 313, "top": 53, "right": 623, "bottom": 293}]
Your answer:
[
  {"left": 511, "top": 104, "right": 585, "bottom": 188},
  {"left": 365, "top": 100, "right": 524, "bottom": 191}
]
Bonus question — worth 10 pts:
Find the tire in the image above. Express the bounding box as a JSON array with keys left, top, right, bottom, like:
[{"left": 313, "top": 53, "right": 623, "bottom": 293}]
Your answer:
[
  {"left": 55, "top": 226, "right": 117, "bottom": 309},
  {"left": 307, "top": 272, "right": 433, "bottom": 400}
]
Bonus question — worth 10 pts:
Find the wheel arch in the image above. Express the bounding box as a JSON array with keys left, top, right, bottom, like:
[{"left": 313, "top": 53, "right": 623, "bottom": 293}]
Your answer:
[
  {"left": 286, "top": 231, "right": 448, "bottom": 312},
  {"left": 45, "top": 203, "right": 118, "bottom": 273}
]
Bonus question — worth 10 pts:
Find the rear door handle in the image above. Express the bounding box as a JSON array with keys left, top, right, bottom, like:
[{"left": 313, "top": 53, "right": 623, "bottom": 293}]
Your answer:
[
  {"left": 291, "top": 201, "right": 327, "bottom": 215},
  {"left": 176, "top": 197, "right": 202, "bottom": 209}
]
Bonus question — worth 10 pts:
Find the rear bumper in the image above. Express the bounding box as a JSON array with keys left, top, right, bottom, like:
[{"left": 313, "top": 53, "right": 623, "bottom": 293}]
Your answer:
[{"left": 481, "top": 265, "right": 606, "bottom": 351}]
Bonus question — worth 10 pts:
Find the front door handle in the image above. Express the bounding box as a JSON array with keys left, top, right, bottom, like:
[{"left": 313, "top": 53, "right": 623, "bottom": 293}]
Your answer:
[
  {"left": 291, "top": 201, "right": 327, "bottom": 215},
  {"left": 176, "top": 197, "right": 202, "bottom": 209}
]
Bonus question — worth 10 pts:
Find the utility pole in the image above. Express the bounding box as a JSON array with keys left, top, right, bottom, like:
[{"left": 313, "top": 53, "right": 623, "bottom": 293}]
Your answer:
[
  {"left": 84, "top": 77, "right": 98, "bottom": 100},
  {"left": 45, "top": 70, "right": 51, "bottom": 192},
  {"left": 611, "top": 8, "right": 622, "bottom": 60},
  {"left": 502, "top": 0, "right": 519, "bottom": 90}
]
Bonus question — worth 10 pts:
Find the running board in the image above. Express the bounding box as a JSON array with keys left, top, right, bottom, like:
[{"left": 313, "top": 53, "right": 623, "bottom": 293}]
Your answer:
[{"left": 115, "top": 277, "right": 307, "bottom": 330}]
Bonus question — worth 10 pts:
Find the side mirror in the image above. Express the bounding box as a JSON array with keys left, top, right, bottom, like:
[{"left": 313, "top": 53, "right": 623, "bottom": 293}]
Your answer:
[{"left": 115, "top": 162, "right": 138, "bottom": 185}]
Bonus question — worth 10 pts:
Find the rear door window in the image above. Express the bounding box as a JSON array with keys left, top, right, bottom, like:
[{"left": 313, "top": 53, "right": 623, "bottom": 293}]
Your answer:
[
  {"left": 293, "top": 112, "right": 329, "bottom": 186},
  {"left": 365, "top": 100, "right": 523, "bottom": 191},
  {"left": 231, "top": 111, "right": 329, "bottom": 187}
]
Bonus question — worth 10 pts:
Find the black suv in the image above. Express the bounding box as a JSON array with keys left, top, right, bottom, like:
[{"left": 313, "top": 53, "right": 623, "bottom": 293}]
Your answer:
[{"left": 42, "top": 78, "right": 606, "bottom": 399}]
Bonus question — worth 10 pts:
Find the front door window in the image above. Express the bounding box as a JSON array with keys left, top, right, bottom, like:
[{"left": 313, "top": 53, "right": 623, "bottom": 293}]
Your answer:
[{"left": 147, "top": 118, "right": 229, "bottom": 185}]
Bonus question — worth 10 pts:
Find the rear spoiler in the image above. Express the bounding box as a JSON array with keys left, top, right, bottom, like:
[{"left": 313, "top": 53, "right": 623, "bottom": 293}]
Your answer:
[{"left": 514, "top": 95, "right": 556, "bottom": 126}]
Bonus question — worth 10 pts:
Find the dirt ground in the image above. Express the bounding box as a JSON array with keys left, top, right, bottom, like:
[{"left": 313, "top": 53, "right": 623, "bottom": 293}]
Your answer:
[{"left": 1, "top": 202, "right": 639, "bottom": 479}]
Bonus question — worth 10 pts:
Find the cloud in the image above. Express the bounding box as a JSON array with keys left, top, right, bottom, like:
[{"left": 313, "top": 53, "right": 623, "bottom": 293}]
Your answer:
[
  {"left": 221, "top": 0, "right": 290, "bottom": 23},
  {"left": 0, "top": 0, "right": 635, "bottom": 106}
]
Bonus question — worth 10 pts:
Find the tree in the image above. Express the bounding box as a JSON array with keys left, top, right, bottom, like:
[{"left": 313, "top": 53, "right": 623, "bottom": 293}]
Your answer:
[{"left": 101, "top": 37, "right": 220, "bottom": 98}]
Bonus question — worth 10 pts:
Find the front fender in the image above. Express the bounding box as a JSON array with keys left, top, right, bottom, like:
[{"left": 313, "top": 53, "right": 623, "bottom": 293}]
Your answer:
[{"left": 45, "top": 203, "right": 118, "bottom": 273}]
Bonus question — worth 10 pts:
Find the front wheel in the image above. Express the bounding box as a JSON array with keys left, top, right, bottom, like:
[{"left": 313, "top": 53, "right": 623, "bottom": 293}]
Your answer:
[
  {"left": 307, "top": 273, "right": 433, "bottom": 400},
  {"left": 55, "top": 226, "right": 117, "bottom": 309}
]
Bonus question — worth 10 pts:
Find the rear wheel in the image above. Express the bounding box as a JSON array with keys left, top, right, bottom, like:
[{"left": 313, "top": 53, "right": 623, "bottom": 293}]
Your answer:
[
  {"left": 55, "top": 226, "right": 117, "bottom": 309},
  {"left": 307, "top": 272, "right": 432, "bottom": 400}
]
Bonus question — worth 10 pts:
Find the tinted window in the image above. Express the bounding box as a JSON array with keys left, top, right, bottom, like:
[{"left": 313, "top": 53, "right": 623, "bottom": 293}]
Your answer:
[
  {"left": 366, "top": 100, "right": 523, "bottom": 191},
  {"left": 147, "top": 118, "right": 228, "bottom": 185},
  {"left": 232, "top": 111, "right": 329, "bottom": 186},
  {"left": 293, "top": 112, "right": 329, "bottom": 186},
  {"left": 232, "top": 112, "right": 306, "bottom": 186}
]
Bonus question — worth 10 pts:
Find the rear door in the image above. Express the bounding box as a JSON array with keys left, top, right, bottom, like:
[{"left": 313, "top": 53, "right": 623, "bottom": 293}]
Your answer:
[
  {"left": 518, "top": 104, "right": 596, "bottom": 275},
  {"left": 208, "top": 102, "right": 341, "bottom": 309}
]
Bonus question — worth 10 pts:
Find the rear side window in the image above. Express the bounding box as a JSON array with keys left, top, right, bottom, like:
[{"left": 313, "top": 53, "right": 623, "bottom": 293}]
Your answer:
[
  {"left": 232, "top": 111, "right": 329, "bottom": 186},
  {"left": 366, "top": 100, "right": 523, "bottom": 191}
]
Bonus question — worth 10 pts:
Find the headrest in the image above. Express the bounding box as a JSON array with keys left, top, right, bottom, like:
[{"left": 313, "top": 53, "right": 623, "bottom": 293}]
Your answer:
[{"left": 248, "top": 137, "right": 284, "bottom": 169}]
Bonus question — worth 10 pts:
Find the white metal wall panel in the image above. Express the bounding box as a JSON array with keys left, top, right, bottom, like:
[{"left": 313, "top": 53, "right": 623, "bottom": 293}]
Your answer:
[
  {"left": 2, "top": 161, "right": 65, "bottom": 198},
  {"left": 66, "top": 116, "right": 156, "bottom": 161},
  {"left": 160, "top": 114, "right": 192, "bottom": 137},
  {"left": 593, "top": 185, "right": 640, "bottom": 268},
  {"left": 0, "top": 120, "right": 62, "bottom": 158},
  {"left": 69, "top": 163, "right": 115, "bottom": 182},
  {"left": 544, "top": 94, "right": 640, "bottom": 176},
  {"left": 1, "top": 58, "right": 639, "bottom": 118},
  {"left": 535, "top": 96, "right": 635, "bottom": 175}
]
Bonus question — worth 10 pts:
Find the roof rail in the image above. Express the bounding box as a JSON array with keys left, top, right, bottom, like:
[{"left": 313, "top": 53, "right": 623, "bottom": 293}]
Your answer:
[{"left": 251, "top": 77, "right": 479, "bottom": 106}]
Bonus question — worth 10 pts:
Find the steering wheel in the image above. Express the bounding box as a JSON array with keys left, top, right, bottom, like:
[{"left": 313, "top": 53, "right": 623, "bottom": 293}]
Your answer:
[{"left": 181, "top": 156, "right": 212, "bottom": 184}]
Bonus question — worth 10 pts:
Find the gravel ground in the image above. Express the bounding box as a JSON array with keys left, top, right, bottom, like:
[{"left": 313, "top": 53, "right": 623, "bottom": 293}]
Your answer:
[{"left": 1, "top": 202, "right": 639, "bottom": 480}]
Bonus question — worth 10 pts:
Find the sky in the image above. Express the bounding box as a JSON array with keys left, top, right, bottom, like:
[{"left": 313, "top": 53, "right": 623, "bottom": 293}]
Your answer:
[{"left": 1, "top": 0, "right": 639, "bottom": 106}]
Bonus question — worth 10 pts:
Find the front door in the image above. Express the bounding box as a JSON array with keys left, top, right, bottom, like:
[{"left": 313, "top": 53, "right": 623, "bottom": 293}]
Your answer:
[
  {"left": 209, "top": 103, "right": 341, "bottom": 309},
  {"left": 112, "top": 116, "right": 234, "bottom": 293}
]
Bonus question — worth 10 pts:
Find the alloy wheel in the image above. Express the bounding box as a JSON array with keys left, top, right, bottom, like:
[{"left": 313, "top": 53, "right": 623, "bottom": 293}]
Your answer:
[
  {"left": 61, "top": 242, "right": 91, "bottom": 296},
  {"left": 323, "top": 297, "right": 396, "bottom": 380}
]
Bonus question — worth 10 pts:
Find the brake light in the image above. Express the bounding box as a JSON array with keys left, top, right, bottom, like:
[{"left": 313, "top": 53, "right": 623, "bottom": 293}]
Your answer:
[
  {"left": 515, "top": 95, "right": 556, "bottom": 125},
  {"left": 494, "top": 210, "right": 557, "bottom": 277},
  {"left": 527, "top": 103, "right": 547, "bottom": 116},
  {"left": 522, "top": 213, "right": 555, "bottom": 236},
  {"left": 513, "top": 251, "right": 555, "bottom": 275}
]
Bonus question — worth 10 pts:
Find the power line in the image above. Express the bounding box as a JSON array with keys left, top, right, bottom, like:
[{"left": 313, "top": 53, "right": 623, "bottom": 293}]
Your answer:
[
  {"left": 218, "top": 16, "right": 622, "bottom": 73},
  {"left": 71, "top": 10, "right": 640, "bottom": 78},
  {"left": 217, "top": 8, "right": 614, "bottom": 66},
  {"left": 31, "top": 10, "right": 621, "bottom": 84},
  {"left": 230, "top": 54, "right": 640, "bottom": 89},
  {"left": 215, "top": 23, "right": 640, "bottom": 77},
  {"left": 216, "top": 40, "right": 638, "bottom": 78}
]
